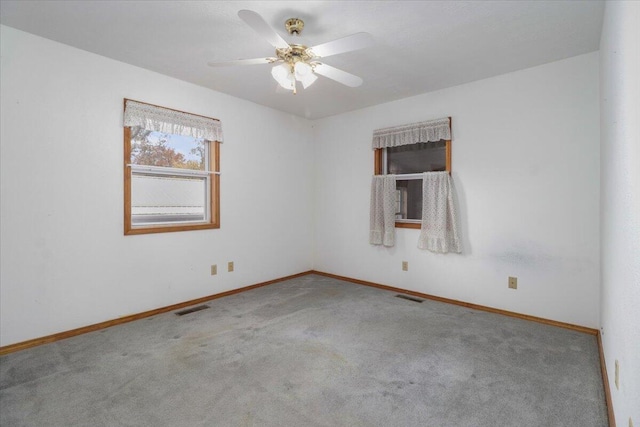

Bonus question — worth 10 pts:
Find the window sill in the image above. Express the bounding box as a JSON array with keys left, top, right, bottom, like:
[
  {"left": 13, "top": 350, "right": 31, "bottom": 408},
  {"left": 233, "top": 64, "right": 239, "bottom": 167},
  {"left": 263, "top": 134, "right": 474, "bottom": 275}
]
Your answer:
[
  {"left": 395, "top": 222, "right": 420, "bottom": 229},
  {"left": 125, "top": 222, "right": 219, "bottom": 235}
]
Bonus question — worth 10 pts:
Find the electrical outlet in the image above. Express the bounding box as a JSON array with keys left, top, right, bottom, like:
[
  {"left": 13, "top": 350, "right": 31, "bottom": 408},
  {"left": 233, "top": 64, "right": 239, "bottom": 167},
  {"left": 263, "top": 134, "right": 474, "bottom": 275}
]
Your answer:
[
  {"left": 402, "top": 261, "right": 408, "bottom": 271},
  {"left": 228, "top": 261, "right": 234, "bottom": 272},
  {"left": 210, "top": 265, "right": 217, "bottom": 276},
  {"left": 508, "top": 276, "right": 518, "bottom": 289},
  {"left": 615, "top": 360, "right": 619, "bottom": 389}
]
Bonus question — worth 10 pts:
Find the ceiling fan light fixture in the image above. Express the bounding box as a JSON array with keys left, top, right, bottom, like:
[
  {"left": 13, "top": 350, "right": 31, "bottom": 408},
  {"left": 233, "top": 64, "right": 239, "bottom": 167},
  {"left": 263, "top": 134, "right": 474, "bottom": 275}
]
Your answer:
[
  {"left": 294, "top": 61, "right": 312, "bottom": 77},
  {"left": 299, "top": 72, "right": 318, "bottom": 89},
  {"left": 286, "top": 73, "right": 296, "bottom": 90},
  {"left": 271, "top": 64, "right": 294, "bottom": 90},
  {"left": 294, "top": 61, "right": 317, "bottom": 89}
]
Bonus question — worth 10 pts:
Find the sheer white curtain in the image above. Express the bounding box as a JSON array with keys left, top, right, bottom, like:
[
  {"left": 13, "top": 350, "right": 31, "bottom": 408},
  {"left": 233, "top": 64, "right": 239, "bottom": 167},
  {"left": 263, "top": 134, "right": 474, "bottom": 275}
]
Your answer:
[
  {"left": 370, "top": 175, "right": 397, "bottom": 247},
  {"left": 417, "top": 172, "right": 461, "bottom": 253}
]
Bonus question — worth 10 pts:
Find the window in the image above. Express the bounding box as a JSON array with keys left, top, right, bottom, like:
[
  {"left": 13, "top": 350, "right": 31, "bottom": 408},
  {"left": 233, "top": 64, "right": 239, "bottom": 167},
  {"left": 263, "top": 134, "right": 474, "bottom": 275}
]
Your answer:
[
  {"left": 123, "top": 100, "right": 222, "bottom": 235},
  {"left": 373, "top": 118, "right": 451, "bottom": 229}
]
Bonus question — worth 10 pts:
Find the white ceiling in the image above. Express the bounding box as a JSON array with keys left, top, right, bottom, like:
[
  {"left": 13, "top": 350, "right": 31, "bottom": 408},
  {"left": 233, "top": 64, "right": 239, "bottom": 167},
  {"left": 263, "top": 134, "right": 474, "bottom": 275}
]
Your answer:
[{"left": 0, "top": 0, "right": 604, "bottom": 119}]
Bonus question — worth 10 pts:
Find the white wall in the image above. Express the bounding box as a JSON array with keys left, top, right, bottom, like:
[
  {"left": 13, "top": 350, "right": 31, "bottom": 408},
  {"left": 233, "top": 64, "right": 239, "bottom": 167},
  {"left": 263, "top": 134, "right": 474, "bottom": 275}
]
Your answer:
[
  {"left": 599, "top": 1, "right": 640, "bottom": 425},
  {"left": 313, "top": 52, "right": 601, "bottom": 328},
  {"left": 0, "top": 26, "right": 314, "bottom": 347}
]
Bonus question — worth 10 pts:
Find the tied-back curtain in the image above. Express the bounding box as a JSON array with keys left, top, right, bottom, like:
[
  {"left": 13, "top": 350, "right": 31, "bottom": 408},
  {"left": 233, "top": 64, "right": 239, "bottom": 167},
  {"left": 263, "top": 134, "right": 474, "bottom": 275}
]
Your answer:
[
  {"left": 372, "top": 117, "right": 450, "bottom": 149},
  {"left": 370, "top": 175, "right": 397, "bottom": 247},
  {"left": 124, "top": 100, "right": 224, "bottom": 142},
  {"left": 417, "top": 172, "right": 461, "bottom": 253}
]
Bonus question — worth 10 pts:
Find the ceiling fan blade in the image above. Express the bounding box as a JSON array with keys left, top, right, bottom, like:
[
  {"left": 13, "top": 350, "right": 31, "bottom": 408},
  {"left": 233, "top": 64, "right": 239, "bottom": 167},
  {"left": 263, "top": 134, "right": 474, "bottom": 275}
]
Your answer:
[
  {"left": 208, "top": 58, "right": 276, "bottom": 67},
  {"left": 309, "top": 32, "right": 373, "bottom": 58},
  {"left": 238, "top": 10, "right": 290, "bottom": 50},
  {"left": 314, "top": 63, "right": 363, "bottom": 87}
]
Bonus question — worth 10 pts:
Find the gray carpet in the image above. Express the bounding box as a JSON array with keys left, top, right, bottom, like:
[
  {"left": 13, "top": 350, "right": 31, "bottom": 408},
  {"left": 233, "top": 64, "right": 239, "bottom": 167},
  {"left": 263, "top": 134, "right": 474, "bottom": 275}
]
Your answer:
[{"left": 0, "top": 274, "right": 608, "bottom": 426}]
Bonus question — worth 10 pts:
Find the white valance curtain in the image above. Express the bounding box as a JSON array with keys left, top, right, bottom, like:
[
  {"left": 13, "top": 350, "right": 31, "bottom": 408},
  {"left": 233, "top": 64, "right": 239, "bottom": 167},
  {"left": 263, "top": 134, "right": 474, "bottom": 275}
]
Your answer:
[
  {"left": 124, "top": 99, "right": 224, "bottom": 142},
  {"left": 370, "top": 175, "right": 397, "bottom": 247},
  {"left": 417, "top": 172, "right": 461, "bottom": 253},
  {"left": 372, "top": 117, "right": 450, "bottom": 149}
]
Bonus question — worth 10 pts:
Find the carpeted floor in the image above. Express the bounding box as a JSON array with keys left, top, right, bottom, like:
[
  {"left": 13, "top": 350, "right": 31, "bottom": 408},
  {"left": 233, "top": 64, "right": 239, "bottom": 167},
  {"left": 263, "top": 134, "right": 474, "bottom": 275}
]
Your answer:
[{"left": 0, "top": 274, "right": 608, "bottom": 426}]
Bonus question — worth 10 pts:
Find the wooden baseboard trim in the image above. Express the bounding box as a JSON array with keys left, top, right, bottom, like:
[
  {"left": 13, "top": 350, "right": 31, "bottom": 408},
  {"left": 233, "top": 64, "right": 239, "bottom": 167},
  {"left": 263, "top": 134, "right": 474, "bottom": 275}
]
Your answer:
[
  {"left": 597, "top": 332, "right": 616, "bottom": 427},
  {"left": 311, "top": 270, "right": 599, "bottom": 335},
  {"left": 0, "top": 270, "right": 315, "bottom": 356}
]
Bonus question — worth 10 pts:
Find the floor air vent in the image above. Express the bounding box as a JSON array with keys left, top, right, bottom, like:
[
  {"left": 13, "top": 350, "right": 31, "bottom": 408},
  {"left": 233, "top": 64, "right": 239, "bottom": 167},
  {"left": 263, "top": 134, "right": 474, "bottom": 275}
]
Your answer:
[
  {"left": 395, "top": 294, "right": 424, "bottom": 303},
  {"left": 175, "top": 305, "right": 210, "bottom": 316}
]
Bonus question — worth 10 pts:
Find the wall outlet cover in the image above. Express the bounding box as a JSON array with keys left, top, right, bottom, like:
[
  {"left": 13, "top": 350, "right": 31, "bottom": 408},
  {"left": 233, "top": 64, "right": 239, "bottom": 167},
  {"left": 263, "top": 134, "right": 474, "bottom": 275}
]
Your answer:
[
  {"left": 210, "top": 265, "right": 217, "bottom": 275},
  {"left": 402, "top": 261, "right": 408, "bottom": 271},
  {"left": 508, "top": 277, "right": 518, "bottom": 289},
  {"left": 228, "top": 261, "right": 234, "bottom": 272}
]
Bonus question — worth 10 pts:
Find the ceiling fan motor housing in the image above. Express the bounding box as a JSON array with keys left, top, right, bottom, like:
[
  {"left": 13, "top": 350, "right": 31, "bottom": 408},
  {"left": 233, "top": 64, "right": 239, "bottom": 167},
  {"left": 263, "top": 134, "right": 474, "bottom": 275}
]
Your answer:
[{"left": 276, "top": 44, "right": 315, "bottom": 68}]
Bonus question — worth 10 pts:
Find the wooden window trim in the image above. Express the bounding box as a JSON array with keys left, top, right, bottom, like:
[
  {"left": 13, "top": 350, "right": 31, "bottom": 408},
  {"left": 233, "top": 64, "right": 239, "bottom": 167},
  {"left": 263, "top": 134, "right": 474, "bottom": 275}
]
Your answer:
[
  {"left": 374, "top": 118, "right": 451, "bottom": 230},
  {"left": 123, "top": 102, "right": 220, "bottom": 236}
]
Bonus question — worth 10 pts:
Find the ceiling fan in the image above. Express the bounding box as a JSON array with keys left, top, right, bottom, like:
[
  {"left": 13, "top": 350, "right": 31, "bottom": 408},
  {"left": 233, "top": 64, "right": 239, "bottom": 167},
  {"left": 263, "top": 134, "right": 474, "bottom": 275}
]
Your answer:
[{"left": 208, "top": 10, "right": 373, "bottom": 94}]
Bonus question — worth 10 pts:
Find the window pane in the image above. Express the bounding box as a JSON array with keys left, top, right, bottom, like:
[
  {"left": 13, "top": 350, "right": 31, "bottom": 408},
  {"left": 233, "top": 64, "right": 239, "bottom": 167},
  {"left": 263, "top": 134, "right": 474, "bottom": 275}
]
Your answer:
[
  {"left": 396, "top": 180, "right": 422, "bottom": 220},
  {"left": 131, "top": 173, "right": 207, "bottom": 225},
  {"left": 387, "top": 141, "right": 446, "bottom": 174},
  {"left": 130, "top": 130, "right": 206, "bottom": 171}
]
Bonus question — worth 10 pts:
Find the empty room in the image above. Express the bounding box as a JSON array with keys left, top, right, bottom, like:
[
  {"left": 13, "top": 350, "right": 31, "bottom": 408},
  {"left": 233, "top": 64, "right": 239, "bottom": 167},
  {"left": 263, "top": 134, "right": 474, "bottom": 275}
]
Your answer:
[{"left": 0, "top": 1, "right": 638, "bottom": 426}]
